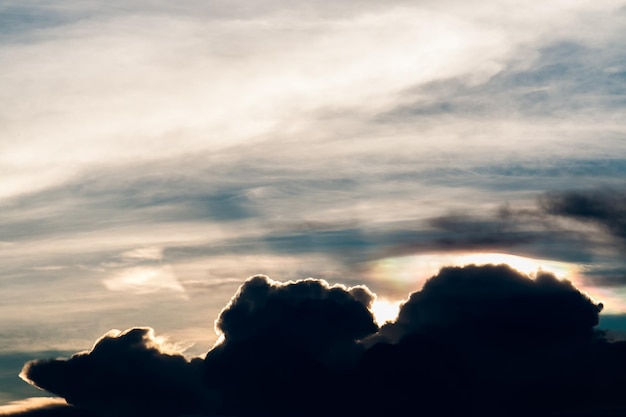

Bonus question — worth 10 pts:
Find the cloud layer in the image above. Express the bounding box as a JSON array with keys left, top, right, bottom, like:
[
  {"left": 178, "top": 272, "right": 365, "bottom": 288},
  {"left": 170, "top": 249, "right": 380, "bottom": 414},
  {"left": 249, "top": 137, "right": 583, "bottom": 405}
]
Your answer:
[{"left": 11, "top": 266, "right": 626, "bottom": 416}]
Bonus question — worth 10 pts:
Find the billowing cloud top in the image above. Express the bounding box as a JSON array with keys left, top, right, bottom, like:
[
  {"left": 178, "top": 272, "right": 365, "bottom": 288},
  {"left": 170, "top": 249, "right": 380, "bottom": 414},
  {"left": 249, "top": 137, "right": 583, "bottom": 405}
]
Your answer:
[
  {"left": 19, "top": 328, "right": 215, "bottom": 417},
  {"left": 389, "top": 264, "right": 602, "bottom": 342},
  {"left": 215, "top": 275, "right": 376, "bottom": 348},
  {"left": 15, "top": 265, "right": 626, "bottom": 417}
]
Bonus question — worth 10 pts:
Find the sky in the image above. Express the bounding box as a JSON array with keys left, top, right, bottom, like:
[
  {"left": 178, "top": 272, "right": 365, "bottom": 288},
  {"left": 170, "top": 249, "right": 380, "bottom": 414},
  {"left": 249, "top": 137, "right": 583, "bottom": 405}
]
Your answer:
[{"left": 0, "top": 0, "right": 625, "bottom": 413}]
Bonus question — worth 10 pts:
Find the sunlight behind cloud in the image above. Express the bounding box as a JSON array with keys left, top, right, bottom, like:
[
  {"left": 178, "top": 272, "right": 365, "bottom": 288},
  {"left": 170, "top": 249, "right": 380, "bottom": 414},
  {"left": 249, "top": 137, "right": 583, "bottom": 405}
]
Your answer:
[
  {"left": 453, "top": 253, "right": 574, "bottom": 277},
  {"left": 367, "top": 252, "right": 577, "bottom": 294},
  {"left": 365, "top": 251, "right": 626, "bottom": 313},
  {"left": 370, "top": 297, "right": 402, "bottom": 326}
]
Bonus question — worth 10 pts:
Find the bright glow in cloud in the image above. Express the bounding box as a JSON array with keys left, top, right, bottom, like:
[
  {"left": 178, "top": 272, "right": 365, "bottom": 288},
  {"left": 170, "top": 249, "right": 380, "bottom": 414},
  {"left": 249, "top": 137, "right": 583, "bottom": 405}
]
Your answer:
[
  {"left": 367, "top": 252, "right": 578, "bottom": 293},
  {"left": 366, "top": 252, "right": 626, "bottom": 313},
  {"left": 370, "top": 297, "right": 402, "bottom": 326},
  {"left": 103, "top": 266, "right": 185, "bottom": 295},
  {"left": 452, "top": 253, "right": 574, "bottom": 277},
  {"left": 0, "top": 397, "right": 67, "bottom": 416}
]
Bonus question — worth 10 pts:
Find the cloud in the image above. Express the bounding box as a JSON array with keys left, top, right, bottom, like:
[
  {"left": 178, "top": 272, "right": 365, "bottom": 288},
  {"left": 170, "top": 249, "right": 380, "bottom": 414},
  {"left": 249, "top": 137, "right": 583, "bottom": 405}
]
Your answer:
[
  {"left": 1, "top": 1, "right": 625, "bottom": 412},
  {"left": 208, "top": 275, "right": 377, "bottom": 369},
  {"left": 382, "top": 187, "right": 626, "bottom": 276},
  {"left": 360, "top": 265, "right": 611, "bottom": 415},
  {"left": 102, "top": 266, "right": 185, "bottom": 295},
  {"left": 0, "top": 397, "right": 90, "bottom": 417},
  {"left": 203, "top": 275, "right": 378, "bottom": 415},
  {"left": 19, "top": 328, "right": 216, "bottom": 417},
  {"left": 18, "top": 277, "right": 378, "bottom": 417},
  {"left": 540, "top": 188, "right": 626, "bottom": 245},
  {"left": 120, "top": 247, "right": 163, "bottom": 261},
  {"left": 213, "top": 275, "right": 377, "bottom": 347},
  {"left": 380, "top": 37, "right": 626, "bottom": 121},
  {"left": 2, "top": 0, "right": 623, "bottom": 203},
  {"left": 14, "top": 269, "right": 626, "bottom": 416},
  {"left": 377, "top": 264, "right": 602, "bottom": 343},
  {"left": 581, "top": 265, "right": 626, "bottom": 287}
]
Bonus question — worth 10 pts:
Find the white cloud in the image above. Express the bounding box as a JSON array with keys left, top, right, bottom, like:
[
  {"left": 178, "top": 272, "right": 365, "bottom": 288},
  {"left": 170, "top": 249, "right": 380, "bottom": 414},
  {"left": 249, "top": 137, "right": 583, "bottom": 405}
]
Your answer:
[
  {"left": 2, "top": 1, "right": 622, "bottom": 199},
  {"left": 103, "top": 265, "right": 185, "bottom": 294},
  {"left": 121, "top": 246, "right": 164, "bottom": 261}
]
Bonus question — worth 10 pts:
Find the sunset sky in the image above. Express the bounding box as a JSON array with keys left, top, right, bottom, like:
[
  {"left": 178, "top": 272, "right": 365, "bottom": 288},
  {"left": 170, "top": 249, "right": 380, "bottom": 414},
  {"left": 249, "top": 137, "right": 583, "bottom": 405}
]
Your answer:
[{"left": 1, "top": 0, "right": 625, "bottom": 407}]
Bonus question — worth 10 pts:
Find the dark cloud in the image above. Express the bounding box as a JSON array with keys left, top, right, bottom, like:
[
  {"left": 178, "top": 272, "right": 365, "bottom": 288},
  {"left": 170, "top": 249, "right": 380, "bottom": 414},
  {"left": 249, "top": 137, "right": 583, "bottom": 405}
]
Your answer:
[
  {"left": 19, "top": 328, "right": 216, "bottom": 417},
  {"left": 386, "top": 208, "right": 594, "bottom": 265},
  {"left": 0, "top": 352, "right": 72, "bottom": 409},
  {"left": 13, "top": 269, "right": 626, "bottom": 416},
  {"left": 362, "top": 265, "right": 609, "bottom": 416},
  {"left": 204, "top": 275, "right": 378, "bottom": 416},
  {"left": 474, "top": 158, "right": 626, "bottom": 181},
  {"left": 391, "top": 187, "right": 626, "bottom": 269},
  {"left": 213, "top": 275, "right": 377, "bottom": 349},
  {"left": 18, "top": 277, "right": 378, "bottom": 417},
  {"left": 540, "top": 188, "right": 626, "bottom": 245},
  {"left": 425, "top": 213, "right": 537, "bottom": 248},
  {"left": 378, "top": 264, "right": 602, "bottom": 343},
  {"left": 580, "top": 264, "right": 626, "bottom": 287}
]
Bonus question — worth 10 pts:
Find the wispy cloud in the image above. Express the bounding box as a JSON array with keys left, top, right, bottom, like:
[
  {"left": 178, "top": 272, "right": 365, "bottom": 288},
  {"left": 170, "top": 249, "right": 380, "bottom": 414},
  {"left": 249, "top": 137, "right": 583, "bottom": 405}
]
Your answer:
[
  {"left": 1, "top": 0, "right": 623, "bottom": 199},
  {"left": 103, "top": 266, "right": 185, "bottom": 295}
]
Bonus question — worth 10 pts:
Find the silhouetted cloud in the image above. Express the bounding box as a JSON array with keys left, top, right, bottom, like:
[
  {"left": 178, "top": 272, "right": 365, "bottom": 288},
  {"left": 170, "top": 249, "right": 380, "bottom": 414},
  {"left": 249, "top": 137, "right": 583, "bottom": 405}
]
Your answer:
[
  {"left": 19, "top": 328, "right": 216, "bottom": 417},
  {"left": 377, "top": 264, "right": 602, "bottom": 343},
  {"left": 12, "top": 268, "right": 626, "bottom": 416},
  {"left": 213, "top": 275, "right": 377, "bottom": 351},
  {"left": 204, "top": 276, "right": 378, "bottom": 416},
  {"left": 361, "top": 265, "right": 611, "bottom": 416}
]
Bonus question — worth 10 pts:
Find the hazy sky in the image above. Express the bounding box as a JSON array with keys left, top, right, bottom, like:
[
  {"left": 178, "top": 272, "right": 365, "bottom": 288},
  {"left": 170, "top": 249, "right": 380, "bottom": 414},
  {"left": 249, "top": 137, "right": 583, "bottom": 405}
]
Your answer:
[{"left": 1, "top": 0, "right": 625, "bottom": 404}]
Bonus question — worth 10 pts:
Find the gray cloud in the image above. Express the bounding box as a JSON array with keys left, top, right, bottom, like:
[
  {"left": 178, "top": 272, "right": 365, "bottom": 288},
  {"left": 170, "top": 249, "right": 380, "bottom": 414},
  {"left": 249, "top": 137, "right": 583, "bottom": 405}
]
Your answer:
[
  {"left": 0, "top": 6, "right": 71, "bottom": 38},
  {"left": 378, "top": 38, "right": 626, "bottom": 121},
  {"left": 582, "top": 265, "right": 626, "bottom": 288},
  {"left": 540, "top": 188, "right": 626, "bottom": 245}
]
